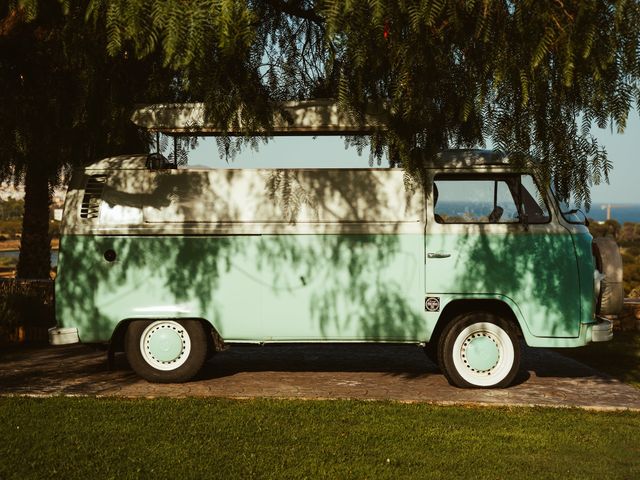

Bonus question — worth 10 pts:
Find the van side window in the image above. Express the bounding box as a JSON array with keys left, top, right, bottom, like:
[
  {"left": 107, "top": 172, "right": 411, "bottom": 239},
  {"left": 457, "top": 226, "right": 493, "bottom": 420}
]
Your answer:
[{"left": 433, "top": 174, "right": 550, "bottom": 224}]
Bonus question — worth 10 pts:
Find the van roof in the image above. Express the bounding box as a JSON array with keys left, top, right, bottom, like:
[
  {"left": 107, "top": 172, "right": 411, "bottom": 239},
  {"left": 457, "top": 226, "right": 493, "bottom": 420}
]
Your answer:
[
  {"left": 433, "top": 149, "right": 509, "bottom": 167},
  {"left": 84, "top": 149, "right": 513, "bottom": 171},
  {"left": 131, "top": 100, "right": 387, "bottom": 135}
]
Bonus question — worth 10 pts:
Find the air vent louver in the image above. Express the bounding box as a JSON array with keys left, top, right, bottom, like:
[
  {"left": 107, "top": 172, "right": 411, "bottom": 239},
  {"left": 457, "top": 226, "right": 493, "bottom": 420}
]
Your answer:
[{"left": 80, "top": 175, "right": 107, "bottom": 219}]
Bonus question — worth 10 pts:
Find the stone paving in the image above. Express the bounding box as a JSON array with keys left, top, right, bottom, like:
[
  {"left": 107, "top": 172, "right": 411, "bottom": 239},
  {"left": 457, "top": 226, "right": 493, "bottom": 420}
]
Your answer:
[{"left": 1, "top": 343, "right": 639, "bottom": 411}]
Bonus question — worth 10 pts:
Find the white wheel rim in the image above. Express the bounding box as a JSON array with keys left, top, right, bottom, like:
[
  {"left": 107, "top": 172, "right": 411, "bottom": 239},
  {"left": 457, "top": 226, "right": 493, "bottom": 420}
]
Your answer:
[
  {"left": 452, "top": 322, "right": 515, "bottom": 387},
  {"left": 140, "top": 320, "right": 191, "bottom": 371}
]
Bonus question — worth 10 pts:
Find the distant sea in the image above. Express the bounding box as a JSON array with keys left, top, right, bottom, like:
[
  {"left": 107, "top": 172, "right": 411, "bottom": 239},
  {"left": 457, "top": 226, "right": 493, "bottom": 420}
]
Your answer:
[
  {"left": 436, "top": 201, "right": 640, "bottom": 223},
  {"left": 587, "top": 203, "right": 640, "bottom": 223}
]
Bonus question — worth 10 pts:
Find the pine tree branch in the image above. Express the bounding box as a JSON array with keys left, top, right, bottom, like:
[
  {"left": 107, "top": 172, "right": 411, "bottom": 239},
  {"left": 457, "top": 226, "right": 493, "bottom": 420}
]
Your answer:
[{"left": 267, "top": 0, "right": 323, "bottom": 25}]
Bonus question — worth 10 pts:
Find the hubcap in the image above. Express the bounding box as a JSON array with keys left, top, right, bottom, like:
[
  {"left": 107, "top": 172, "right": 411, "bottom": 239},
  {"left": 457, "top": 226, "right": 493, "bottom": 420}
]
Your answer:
[
  {"left": 463, "top": 334, "right": 500, "bottom": 372},
  {"left": 148, "top": 326, "right": 183, "bottom": 362},
  {"left": 140, "top": 321, "right": 191, "bottom": 371},
  {"left": 452, "top": 321, "right": 515, "bottom": 387}
]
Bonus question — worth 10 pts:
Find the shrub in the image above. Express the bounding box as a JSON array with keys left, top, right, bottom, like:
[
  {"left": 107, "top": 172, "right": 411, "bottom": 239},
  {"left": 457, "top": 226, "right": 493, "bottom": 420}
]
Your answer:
[
  {"left": 0, "top": 219, "right": 23, "bottom": 238},
  {"left": 0, "top": 279, "right": 55, "bottom": 344}
]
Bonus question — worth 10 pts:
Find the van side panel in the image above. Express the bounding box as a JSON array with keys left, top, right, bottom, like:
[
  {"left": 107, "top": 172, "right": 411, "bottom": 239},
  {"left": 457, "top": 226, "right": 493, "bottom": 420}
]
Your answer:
[
  {"left": 56, "top": 164, "right": 428, "bottom": 343},
  {"left": 260, "top": 233, "right": 426, "bottom": 341},
  {"left": 55, "top": 235, "right": 264, "bottom": 342},
  {"left": 55, "top": 233, "right": 427, "bottom": 343},
  {"left": 425, "top": 230, "right": 582, "bottom": 338}
]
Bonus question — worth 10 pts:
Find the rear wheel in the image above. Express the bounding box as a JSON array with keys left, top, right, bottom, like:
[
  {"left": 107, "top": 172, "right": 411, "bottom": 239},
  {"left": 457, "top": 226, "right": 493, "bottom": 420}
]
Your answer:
[
  {"left": 439, "top": 312, "right": 520, "bottom": 388},
  {"left": 125, "top": 319, "right": 207, "bottom": 383}
]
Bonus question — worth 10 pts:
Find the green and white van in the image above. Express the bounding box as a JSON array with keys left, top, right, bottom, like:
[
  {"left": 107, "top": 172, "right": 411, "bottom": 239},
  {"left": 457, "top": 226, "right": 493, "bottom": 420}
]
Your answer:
[{"left": 50, "top": 148, "right": 623, "bottom": 388}]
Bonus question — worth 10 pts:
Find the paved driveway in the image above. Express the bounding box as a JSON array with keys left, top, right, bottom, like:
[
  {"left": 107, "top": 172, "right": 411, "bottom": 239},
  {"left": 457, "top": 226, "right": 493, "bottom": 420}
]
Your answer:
[{"left": 1, "top": 343, "right": 639, "bottom": 411}]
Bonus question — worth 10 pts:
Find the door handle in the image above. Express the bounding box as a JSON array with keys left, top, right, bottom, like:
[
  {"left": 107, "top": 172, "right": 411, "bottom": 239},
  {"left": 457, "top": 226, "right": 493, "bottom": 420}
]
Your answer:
[{"left": 427, "top": 252, "right": 451, "bottom": 259}]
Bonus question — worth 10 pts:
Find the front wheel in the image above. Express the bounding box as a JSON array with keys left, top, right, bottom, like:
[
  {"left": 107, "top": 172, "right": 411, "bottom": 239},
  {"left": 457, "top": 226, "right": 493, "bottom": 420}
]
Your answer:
[
  {"left": 438, "top": 313, "right": 520, "bottom": 388},
  {"left": 125, "top": 319, "right": 208, "bottom": 383}
]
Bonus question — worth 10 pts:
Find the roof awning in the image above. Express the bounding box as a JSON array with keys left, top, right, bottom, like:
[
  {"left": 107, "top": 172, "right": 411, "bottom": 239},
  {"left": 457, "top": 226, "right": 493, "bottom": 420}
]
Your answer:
[{"left": 131, "top": 99, "right": 388, "bottom": 136}]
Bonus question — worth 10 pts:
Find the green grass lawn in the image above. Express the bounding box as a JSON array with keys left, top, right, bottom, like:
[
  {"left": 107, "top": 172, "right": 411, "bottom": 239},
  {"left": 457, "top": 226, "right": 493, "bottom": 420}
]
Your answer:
[
  {"left": 559, "top": 331, "right": 640, "bottom": 388},
  {"left": 1, "top": 397, "right": 638, "bottom": 479}
]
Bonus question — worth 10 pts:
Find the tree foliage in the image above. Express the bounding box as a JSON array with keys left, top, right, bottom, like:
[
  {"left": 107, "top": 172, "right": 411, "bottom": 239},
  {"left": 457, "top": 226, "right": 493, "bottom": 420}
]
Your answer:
[
  {"left": 5, "top": 0, "right": 640, "bottom": 208},
  {"left": 72, "top": 0, "right": 639, "bottom": 208},
  {"left": 0, "top": 0, "right": 179, "bottom": 277}
]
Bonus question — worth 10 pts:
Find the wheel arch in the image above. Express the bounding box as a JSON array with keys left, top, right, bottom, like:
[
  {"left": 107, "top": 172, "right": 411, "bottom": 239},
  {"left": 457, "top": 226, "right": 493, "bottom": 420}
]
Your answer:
[
  {"left": 109, "top": 317, "right": 224, "bottom": 355},
  {"left": 429, "top": 297, "right": 529, "bottom": 346}
]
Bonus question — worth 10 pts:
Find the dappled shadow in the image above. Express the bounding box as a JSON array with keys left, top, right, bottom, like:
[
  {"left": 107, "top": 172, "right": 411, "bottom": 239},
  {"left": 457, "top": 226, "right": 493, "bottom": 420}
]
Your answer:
[
  {"left": 433, "top": 225, "right": 588, "bottom": 338},
  {"left": 56, "top": 235, "right": 239, "bottom": 340},
  {"left": 263, "top": 169, "right": 420, "bottom": 223},
  {"left": 426, "top": 169, "right": 593, "bottom": 341},
  {"left": 130, "top": 100, "right": 388, "bottom": 135},
  {"left": 56, "top": 166, "right": 426, "bottom": 344},
  {"left": 254, "top": 234, "right": 425, "bottom": 340},
  {"left": 57, "top": 158, "right": 597, "bottom": 366}
]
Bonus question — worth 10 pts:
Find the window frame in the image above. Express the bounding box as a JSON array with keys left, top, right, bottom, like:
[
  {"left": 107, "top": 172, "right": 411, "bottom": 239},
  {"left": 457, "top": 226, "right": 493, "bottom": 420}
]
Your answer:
[{"left": 432, "top": 172, "right": 552, "bottom": 225}]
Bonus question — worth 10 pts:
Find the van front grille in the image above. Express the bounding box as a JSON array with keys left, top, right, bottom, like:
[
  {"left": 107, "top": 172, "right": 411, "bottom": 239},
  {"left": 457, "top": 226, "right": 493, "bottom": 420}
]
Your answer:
[{"left": 80, "top": 175, "right": 107, "bottom": 219}]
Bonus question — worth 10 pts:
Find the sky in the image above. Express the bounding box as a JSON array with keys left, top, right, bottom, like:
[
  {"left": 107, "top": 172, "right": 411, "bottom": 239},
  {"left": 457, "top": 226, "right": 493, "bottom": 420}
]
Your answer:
[
  {"left": 589, "top": 113, "right": 639, "bottom": 203},
  {"left": 187, "top": 112, "right": 640, "bottom": 204}
]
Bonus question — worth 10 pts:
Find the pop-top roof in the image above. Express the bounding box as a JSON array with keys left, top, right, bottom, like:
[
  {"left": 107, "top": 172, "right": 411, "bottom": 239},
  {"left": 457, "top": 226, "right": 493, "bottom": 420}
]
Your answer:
[
  {"left": 131, "top": 99, "right": 388, "bottom": 135},
  {"left": 84, "top": 150, "right": 516, "bottom": 171}
]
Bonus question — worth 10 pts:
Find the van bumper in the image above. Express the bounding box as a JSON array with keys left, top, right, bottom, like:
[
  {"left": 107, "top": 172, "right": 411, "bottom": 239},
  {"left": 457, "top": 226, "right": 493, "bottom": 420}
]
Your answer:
[
  {"left": 591, "top": 317, "right": 613, "bottom": 343},
  {"left": 48, "top": 327, "right": 80, "bottom": 345}
]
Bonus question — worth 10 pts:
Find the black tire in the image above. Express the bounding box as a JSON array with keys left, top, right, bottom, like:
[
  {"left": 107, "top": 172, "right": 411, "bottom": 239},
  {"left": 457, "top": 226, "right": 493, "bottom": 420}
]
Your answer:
[
  {"left": 438, "top": 312, "right": 520, "bottom": 389},
  {"left": 206, "top": 343, "right": 218, "bottom": 360},
  {"left": 125, "top": 319, "right": 208, "bottom": 383},
  {"left": 593, "top": 237, "right": 624, "bottom": 315}
]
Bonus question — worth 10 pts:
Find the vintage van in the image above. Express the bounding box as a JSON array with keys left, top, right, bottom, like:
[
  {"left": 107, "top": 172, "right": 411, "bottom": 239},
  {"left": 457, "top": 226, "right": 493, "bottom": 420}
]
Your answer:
[{"left": 50, "top": 149, "right": 623, "bottom": 388}]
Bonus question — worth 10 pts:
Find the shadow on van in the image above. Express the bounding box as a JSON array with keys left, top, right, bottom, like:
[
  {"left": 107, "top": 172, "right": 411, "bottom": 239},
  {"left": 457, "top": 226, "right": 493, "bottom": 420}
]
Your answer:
[
  {"left": 437, "top": 227, "right": 590, "bottom": 339},
  {"left": 57, "top": 169, "right": 426, "bottom": 343},
  {"left": 59, "top": 165, "right": 591, "bottom": 348}
]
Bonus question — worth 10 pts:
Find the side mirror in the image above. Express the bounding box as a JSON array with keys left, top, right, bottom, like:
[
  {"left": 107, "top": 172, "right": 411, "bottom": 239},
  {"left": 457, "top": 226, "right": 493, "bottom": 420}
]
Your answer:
[{"left": 561, "top": 208, "right": 589, "bottom": 226}]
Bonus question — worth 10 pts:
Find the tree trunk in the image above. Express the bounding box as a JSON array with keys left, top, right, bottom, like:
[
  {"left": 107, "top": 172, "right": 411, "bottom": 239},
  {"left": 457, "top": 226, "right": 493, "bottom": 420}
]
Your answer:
[{"left": 16, "top": 161, "right": 52, "bottom": 279}]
